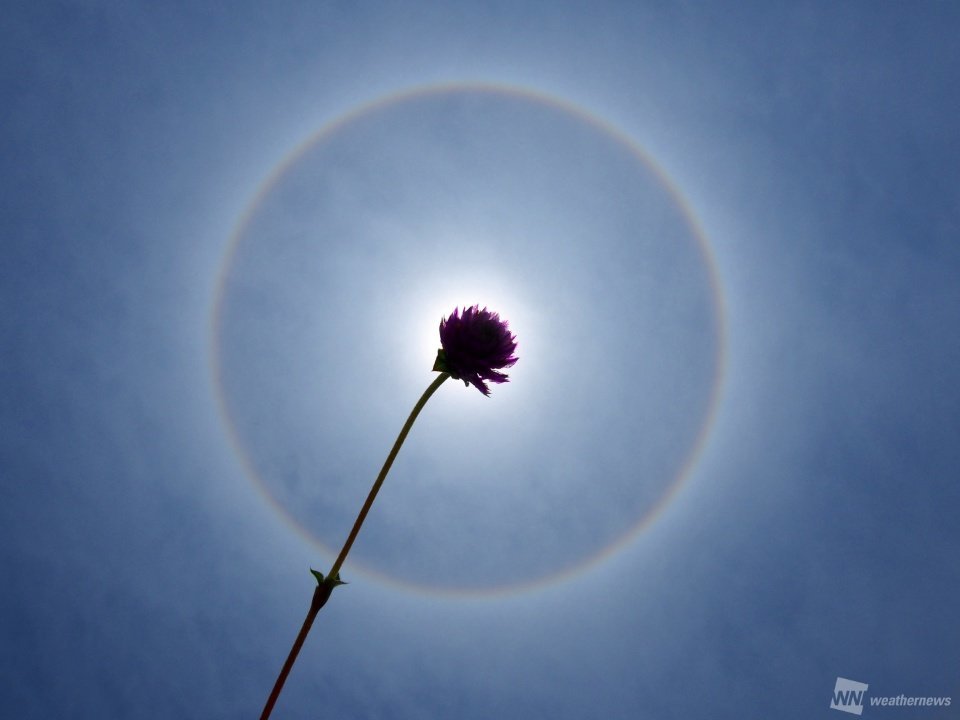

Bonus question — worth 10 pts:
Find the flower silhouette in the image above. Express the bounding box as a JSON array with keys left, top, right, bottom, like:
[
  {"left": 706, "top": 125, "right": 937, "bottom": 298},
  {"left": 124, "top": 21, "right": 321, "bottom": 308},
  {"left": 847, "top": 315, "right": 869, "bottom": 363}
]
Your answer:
[{"left": 434, "top": 305, "right": 518, "bottom": 396}]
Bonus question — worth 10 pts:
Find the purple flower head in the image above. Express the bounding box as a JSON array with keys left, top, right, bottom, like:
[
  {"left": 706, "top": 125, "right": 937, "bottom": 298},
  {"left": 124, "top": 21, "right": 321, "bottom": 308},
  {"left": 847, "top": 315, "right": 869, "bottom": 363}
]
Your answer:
[{"left": 433, "top": 305, "right": 518, "bottom": 396}]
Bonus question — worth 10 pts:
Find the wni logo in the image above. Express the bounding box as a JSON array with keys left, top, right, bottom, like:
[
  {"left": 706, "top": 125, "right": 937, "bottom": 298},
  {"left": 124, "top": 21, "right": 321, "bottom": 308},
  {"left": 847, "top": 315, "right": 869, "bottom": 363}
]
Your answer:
[{"left": 831, "top": 677, "right": 869, "bottom": 715}]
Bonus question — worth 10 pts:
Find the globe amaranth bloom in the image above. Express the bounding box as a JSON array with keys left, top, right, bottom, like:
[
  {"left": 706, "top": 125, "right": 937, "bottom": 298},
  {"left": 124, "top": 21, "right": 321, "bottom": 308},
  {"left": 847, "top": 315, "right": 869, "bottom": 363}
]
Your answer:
[{"left": 433, "top": 305, "right": 518, "bottom": 396}]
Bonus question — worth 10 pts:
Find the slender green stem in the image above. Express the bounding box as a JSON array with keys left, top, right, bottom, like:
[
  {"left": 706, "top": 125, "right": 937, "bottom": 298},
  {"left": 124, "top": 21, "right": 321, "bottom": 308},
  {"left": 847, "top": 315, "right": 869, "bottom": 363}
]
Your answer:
[
  {"left": 258, "top": 582, "right": 334, "bottom": 720},
  {"left": 327, "top": 371, "right": 449, "bottom": 581},
  {"left": 259, "top": 372, "right": 450, "bottom": 720}
]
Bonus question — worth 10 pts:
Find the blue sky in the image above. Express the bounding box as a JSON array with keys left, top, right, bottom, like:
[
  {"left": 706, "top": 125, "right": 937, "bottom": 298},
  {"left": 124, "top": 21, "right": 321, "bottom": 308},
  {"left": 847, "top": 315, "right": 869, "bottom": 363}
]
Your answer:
[{"left": 2, "top": 3, "right": 958, "bottom": 719}]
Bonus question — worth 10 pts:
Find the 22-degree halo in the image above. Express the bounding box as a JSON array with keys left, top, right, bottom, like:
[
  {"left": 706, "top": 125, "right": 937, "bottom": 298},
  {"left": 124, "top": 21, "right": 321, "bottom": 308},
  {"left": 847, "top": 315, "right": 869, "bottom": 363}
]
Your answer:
[{"left": 211, "top": 82, "right": 727, "bottom": 597}]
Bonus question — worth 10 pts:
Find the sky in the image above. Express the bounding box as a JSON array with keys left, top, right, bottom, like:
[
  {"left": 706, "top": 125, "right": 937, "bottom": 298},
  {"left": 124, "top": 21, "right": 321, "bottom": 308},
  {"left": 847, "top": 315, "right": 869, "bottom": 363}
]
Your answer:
[{"left": 2, "top": 3, "right": 958, "bottom": 719}]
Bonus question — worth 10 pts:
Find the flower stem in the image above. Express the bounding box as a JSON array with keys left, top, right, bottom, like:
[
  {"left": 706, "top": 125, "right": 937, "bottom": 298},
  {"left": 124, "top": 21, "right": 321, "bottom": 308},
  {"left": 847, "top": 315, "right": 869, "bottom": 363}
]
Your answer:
[
  {"left": 258, "top": 582, "right": 335, "bottom": 720},
  {"left": 327, "top": 371, "right": 449, "bottom": 582},
  {"left": 259, "top": 371, "right": 450, "bottom": 720}
]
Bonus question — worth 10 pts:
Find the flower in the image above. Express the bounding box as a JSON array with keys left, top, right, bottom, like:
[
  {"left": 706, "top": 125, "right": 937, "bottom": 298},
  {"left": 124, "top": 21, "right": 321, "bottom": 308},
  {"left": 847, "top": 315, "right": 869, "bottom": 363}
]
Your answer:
[{"left": 433, "top": 305, "right": 518, "bottom": 396}]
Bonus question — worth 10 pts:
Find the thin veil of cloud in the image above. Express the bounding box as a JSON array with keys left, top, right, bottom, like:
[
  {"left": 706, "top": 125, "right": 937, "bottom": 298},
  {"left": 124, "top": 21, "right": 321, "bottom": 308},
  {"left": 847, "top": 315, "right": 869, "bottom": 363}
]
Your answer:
[{"left": 2, "top": 3, "right": 958, "bottom": 719}]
